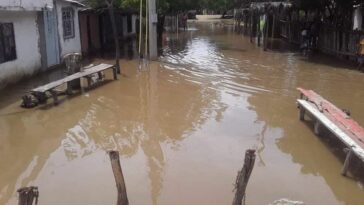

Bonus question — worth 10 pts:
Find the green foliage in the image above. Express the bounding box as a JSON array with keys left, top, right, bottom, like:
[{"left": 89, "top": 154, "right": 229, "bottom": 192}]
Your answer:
[
  {"left": 120, "top": 0, "right": 139, "bottom": 9},
  {"left": 200, "top": 0, "right": 235, "bottom": 11},
  {"left": 84, "top": 0, "right": 106, "bottom": 8},
  {"left": 293, "top": 0, "right": 324, "bottom": 9},
  {"left": 293, "top": 0, "right": 358, "bottom": 11},
  {"left": 120, "top": 0, "right": 203, "bottom": 14}
]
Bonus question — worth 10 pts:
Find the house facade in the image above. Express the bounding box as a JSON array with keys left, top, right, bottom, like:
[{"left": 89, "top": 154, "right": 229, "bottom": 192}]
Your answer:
[{"left": 0, "top": 0, "right": 83, "bottom": 89}]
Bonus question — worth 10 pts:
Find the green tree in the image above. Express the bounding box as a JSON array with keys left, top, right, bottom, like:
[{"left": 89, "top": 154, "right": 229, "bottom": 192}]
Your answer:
[
  {"left": 200, "top": 0, "right": 237, "bottom": 17},
  {"left": 121, "top": 0, "right": 203, "bottom": 14}
]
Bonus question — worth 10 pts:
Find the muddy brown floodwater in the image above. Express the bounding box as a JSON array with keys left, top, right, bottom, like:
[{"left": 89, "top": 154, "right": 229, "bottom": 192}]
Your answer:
[{"left": 2, "top": 18, "right": 364, "bottom": 205}]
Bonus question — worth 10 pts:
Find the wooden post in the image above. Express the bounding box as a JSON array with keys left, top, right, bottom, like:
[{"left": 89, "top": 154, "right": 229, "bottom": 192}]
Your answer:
[
  {"left": 49, "top": 90, "right": 59, "bottom": 105},
  {"left": 271, "top": 14, "right": 276, "bottom": 39},
  {"left": 257, "top": 15, "right": 261, "bottom": 47},
  {"left": 314, "top": 120, "right": 321, "bottom": 136},
  {"left": 264, "top": 15, "right": 269, "bottom": 51},
  {"left": 299, "top": 106, "right": 305, "bottom": 121},
  {"left": 106, "top": 1, "right": 121, "bottom": 74},
  {"left": 109, "top": 151, "right": 129, "bottom": 205},
  {"left": 342, "top": 148, "right": 354, "bottom": 176},
  {"left": 18, "top": 186, "right": 39, "bottom": 205},
  {"left": 244, "top": 15, "right": 248, "bottom": 34},
  {"left": 113, "top": 65, "right": 118, "bottom": 80},
  {"left": 250, "top": 13, "right": 253, "bottom": 43},
  {"left": 288, "top": 19, "right": 291, "bottom": 43},
  {"left": 148, "top": 0, "right": 158, "bottom": 60},
  {"left": 233, "top": 149, "right": 256, "bottom": 205}
]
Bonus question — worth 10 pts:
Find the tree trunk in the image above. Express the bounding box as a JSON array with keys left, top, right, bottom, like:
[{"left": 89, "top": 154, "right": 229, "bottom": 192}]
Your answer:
[{"left": 107, "top": 3, "right": 121, "bottom": 74}]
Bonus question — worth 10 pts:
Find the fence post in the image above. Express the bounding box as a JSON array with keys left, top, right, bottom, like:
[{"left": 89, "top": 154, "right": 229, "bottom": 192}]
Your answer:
[
  {"left": 232, "top": 149, "right": 256, "bottom": 205},
  {"left": 109, "top": 151, "right": 129, "bottom": 205},
  {"left": 18, "top": 187, "right": 39, "bottom": 205}
]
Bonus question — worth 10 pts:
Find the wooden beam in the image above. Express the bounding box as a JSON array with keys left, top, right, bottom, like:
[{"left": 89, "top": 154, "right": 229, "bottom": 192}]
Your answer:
[{"left": 109, "top": 151, "right": 129, "bottom": 205}]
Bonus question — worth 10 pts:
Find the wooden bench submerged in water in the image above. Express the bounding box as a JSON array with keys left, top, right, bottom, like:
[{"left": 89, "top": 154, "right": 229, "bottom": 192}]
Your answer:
[
  {"left": 22, "top": 63, "right": 117, "bottom": 107},
  {"left": 297, "top": 88, "right": 364, "bottom": 176}
]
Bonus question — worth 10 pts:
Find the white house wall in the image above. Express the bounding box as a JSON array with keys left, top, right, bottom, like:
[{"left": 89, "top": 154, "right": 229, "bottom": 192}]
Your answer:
[
  {"left": 0, "top": 11, "right": 41, "bottom": 88},
  {"left": 56, "top": 0, "right": 81, "bottom": 58},
  {"left": 0, "top": 0, "right": 53, "bottom": 11}
]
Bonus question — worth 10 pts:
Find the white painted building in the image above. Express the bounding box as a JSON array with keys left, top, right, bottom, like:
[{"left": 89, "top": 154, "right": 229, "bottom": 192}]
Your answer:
[
  {"left": 56, "top": 0, "right": 82, "bottom": 57},
  {"left": 0, "top": 0, "right": 84, "bottom": 89}
]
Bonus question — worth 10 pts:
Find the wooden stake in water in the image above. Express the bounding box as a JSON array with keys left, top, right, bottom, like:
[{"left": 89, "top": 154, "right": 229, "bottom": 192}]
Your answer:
[
  {"left": 233, "top": 149, "right": 256, "bottom": 205},
  {"left": 109, "top": 151, "right": 129, "bottom": 205},
  {"left": 18, "top": 186, "right": 39, "bottom": 205}
]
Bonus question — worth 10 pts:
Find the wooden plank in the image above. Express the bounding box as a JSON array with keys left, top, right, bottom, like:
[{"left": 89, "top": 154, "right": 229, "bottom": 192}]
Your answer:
[
  {"left": 32, "top": 63, "right": 114, "bottom": 93},
  {"left": 297, "top": 88, "right": 364, "bottom": 144},
  {"left": 298, "top": 99, "right": 364, "bottom": 161}
]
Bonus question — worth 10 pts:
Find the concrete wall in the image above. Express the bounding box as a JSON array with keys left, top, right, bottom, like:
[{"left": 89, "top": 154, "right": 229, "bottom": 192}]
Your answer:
[
  {"left": 55, "top": 0, "right": 81, "bottom": 57},
  {"left": 0, "top": 11, "right": 41, "bottom": 88}
]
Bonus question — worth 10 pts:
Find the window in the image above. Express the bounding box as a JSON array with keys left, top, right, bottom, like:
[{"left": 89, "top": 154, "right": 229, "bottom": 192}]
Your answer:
[
  {"left": 62, "top": 7, "right": 75, "bottom": 39},
  {"left": 0, "top": 23, "right": 16, "bottom": 64}
]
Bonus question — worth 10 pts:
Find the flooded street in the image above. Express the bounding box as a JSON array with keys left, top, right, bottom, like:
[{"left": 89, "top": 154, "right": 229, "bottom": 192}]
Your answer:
[{"left": 2, "top": 18, "right": 364, "bottom": 205}]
